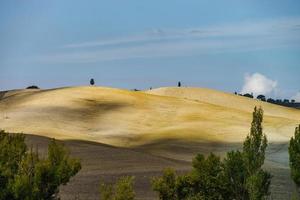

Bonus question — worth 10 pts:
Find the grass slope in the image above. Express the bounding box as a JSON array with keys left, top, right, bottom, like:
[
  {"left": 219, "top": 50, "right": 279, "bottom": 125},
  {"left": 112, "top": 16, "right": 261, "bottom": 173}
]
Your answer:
[{"left": 0, "top": 86, "right": 299, "bottom": 147}]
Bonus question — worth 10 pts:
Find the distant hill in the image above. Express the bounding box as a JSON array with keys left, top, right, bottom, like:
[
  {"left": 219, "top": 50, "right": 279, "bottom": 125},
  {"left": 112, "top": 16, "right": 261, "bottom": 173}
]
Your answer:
[{"left": 0, "top": 86, "right": 300, "bottom": 147}]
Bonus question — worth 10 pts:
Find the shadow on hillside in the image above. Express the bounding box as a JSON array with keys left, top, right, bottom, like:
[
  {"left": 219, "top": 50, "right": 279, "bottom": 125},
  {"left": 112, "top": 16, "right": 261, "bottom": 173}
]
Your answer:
[{"left": 34, "top": 100, "right": 130, "bottom": 123}]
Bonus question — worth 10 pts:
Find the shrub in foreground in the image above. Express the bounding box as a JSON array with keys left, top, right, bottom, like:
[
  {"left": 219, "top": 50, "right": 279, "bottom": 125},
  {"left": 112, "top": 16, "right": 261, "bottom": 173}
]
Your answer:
[
  {"left": 100, "top": 176, "right": 135, "bottom": 200},
  {"left": 0, "top": 130, "right": 81, "bottom": 200},
  {"left": 289, "top": 124, "right": 300, "bottom": 195}
]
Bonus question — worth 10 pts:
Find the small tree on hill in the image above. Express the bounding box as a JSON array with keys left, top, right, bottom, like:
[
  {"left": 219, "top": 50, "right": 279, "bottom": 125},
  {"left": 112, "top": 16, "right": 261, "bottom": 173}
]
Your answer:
[
  {"left": 289, "top": 124, "right": 300, "bottom": 194},
  {"left": 257, "top": 95, "right": 266, "bottom": 101},
  {"left": 267, "top": 98, "right": 275, "bottom": 103},
  {"left": 90, "top": 78, "right": 95, "bottom": 86},
  {"left": 243, "top": 93, "right": 254, "bottom": 98},
  {"left": 26, "top": 85, "right": 40, "bottom": 89}
]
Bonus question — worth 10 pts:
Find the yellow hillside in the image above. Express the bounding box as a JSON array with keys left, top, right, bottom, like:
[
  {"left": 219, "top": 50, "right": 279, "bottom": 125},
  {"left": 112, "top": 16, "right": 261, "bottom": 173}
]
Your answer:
[
  {"left": 146, "top": 87, "right": 300, "bottom": 119},
  {"left": 0, "top": 86, "right": 299, "bottom": 147}
]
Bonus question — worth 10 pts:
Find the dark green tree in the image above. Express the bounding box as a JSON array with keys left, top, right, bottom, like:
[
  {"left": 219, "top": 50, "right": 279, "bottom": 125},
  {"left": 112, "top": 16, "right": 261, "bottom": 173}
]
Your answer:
[
  {"left": 0, "top": 130, "right": 81, "bottom": 200},
  {"left": 289, "top": 124, "right": 300, "bottom": 193},
  {"left": 223, "top": 150, "right": 247, "bottom": 200},
  {"left": 246, "top": 170, "right": 271, "bottom": 200},
  {"left": 243, "top": 107, "right": 268, "bottom": 174},
  {"left": 32, "top": 139, "right": 81, "bottom": 199},
  {"left": 10, "top": 148, "right": 39, "bottom": 200},
  {"left": 242, "top": 107, "right": 271, "bottom": 200},
  {"left": 0, "top": 131, "right": 27, "bottom": 199},
  {"left": 152, "top": 154, "right": 227, "bottom": 200},
  {"left": 190, "top": 153, "right": 226, "bottom": 199},
  {"left": 151, "top": 168, "right": 178, "bottom": 200},
  {"left": 90, "top": 78, "right": 95, "bottom": 86}
]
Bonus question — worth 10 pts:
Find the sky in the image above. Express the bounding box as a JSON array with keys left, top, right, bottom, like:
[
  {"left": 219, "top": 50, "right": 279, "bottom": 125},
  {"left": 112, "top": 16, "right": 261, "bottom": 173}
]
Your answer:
[{"left": 1, "top": 0, "right": 300, "bottom": 100}]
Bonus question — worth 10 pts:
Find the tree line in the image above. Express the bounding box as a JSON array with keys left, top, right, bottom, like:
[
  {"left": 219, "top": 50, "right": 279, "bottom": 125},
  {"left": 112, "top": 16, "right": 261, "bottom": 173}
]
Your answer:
[{"left": 236, "top": 92, "right": 299, "bottom": 105}]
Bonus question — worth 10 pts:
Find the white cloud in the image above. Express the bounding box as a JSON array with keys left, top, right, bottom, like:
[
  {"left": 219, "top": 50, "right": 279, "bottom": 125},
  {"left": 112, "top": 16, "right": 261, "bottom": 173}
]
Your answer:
[
  {"left": 292, "top": 92, "right": 300, "bottom": 102},
  {"left": 63, "top": 17, "right": 300, "bottom": 49},
  {"left": 34, "top": 17, "right": 300, "bottom": 63},
  {"left": 241, "top": 73, "right": 278, "bottom": 97}
]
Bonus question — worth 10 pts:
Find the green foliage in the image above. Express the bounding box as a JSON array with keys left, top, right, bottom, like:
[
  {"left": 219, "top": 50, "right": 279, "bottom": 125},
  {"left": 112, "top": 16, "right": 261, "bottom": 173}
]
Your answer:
[
  {"left": 10, "top": 149, "right": 40, "bottom": 200},
  {"left": 291, "top": 191, "right": 300, "bottom": 200},
  {"left": 152, "top": 155, "right": 227, "bottom": 200},
  {"left": 289, "top": 125, "right": 300, "bottom": 188},
  {"left": 100, "top": 176, "right": 135, "bottom": 200},
  {"left": 246, "top": 169, "right": 271, "bottom": 200},
  {"left": 114, "top": 176, "right": 135, "bottom": 200},
  {"left": 175, "top": 174, "right": 193, "bottom": 199},
  {"left": 100, "top": 182, "right": 113, "bottom": 200},
  {"left": 243, "top": 107, "right": 268, "bottom": 175},
  {"left": 0, "top": 131, "right": 27, "bottom": 199},
  {"left": 190, "top": 153, "right": 226, "bottom": 199},
  {"left": 223, "top": 150, "right": 247, "bottom": 200},
  {"left": 0, "top": 130, "right": 81, "bottom": 200},
  {"left": 152, "top": 107, "right": 271, "bottom": 200},
  {"left": 241, "top": 107, "right": 271, "bottom": 199},
  {"left": 151, "top": 168, "right": 178, "bottom": 200}
]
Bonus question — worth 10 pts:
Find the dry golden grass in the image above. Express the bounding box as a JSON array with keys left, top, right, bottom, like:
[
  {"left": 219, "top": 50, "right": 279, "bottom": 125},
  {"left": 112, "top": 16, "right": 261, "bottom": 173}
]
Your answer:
[{"left": 0, "top": 86, "right": 299, "bottom": 147}]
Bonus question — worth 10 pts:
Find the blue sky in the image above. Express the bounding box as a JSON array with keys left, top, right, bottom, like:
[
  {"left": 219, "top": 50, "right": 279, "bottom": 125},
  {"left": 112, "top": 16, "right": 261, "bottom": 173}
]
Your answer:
[{"left": 1, "top": 0, "right": 300, "bottom": 100}]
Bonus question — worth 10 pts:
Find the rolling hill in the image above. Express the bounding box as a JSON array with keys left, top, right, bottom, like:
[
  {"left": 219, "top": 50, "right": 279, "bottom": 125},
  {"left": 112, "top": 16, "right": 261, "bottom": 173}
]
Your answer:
[{"left": 0, "top": 86, "right": 299, "bottom": 147}]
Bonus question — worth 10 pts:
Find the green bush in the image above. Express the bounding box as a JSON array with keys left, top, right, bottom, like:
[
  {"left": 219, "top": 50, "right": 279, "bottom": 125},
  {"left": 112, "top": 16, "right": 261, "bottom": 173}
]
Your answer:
[
  {"left": 223, "top": 150, "right": 248, "bottom": 199},
  {"left": 0, "top": 130, "right": 81, "bottom": 200},
  {"left": 100, "top": 176, "right": 135, "bottom": 200},
  {"left": 151, "top": 168, "right": 178, "bottom": 200},
  {"left": 246, "top": 169, "right": 271, "bottom": 200},
  {"left": 190, "top": 153, "right": 226, "bottom": 199}
]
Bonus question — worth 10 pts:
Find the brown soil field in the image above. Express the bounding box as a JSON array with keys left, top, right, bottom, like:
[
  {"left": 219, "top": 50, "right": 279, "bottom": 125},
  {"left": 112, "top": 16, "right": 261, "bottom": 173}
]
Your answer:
[{"left": 24, "top": 135, "right": 297, "bottom": 200}]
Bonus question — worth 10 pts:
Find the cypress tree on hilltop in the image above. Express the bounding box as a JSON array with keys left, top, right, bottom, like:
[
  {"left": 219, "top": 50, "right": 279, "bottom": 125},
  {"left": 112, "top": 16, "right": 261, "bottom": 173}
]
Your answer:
[{"left": 90, "top": 78, "right": 95, "bottom": 86}]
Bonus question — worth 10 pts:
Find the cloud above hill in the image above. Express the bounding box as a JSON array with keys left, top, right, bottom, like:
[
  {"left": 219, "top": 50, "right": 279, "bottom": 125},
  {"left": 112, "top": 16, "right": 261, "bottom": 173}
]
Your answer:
[
  {"left": 241, "top": 73, "right": 278, "bottom": 96},
  {"left": 34, "top": 17, "right": 300, "bottom": 63}
]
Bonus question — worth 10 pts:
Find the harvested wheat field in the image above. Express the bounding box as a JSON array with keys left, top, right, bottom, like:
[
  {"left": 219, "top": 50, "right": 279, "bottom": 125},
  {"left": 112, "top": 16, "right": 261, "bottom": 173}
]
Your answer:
[
  {"left": 0, "top": 86, "right": 299, "bottom": 146},
  {"left": 1, "top": 86, "right": 300, "bottom": 199}
]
